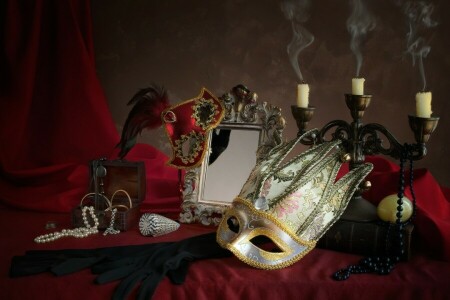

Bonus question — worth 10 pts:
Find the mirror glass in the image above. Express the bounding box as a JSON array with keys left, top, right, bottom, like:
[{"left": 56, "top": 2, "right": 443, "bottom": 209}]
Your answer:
[
  {"left": 202, "top": 128, "right": 260, "bottom": 204},
  {"left": 179, "top": 84, "right": 286, "bottom": 225}
]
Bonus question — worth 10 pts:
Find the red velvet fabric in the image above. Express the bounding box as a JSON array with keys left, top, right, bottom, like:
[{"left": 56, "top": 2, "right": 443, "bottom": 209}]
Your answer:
[
  {"left": 0, "top": 0, "right": 180, "bottom": 214},
  {"left": 1, "top": 208, "right": 449, "bottom": 300}
]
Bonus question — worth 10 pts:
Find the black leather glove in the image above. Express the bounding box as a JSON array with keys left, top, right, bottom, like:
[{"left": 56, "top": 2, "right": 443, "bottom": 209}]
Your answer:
[{"left": 10, "top": 233, "right": 231, "bottom": 299}]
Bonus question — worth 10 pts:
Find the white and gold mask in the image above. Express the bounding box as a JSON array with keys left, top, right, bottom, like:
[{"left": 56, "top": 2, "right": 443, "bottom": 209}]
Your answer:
[{"left": 216, "top": 130, "right": 373, "bottom": 269}]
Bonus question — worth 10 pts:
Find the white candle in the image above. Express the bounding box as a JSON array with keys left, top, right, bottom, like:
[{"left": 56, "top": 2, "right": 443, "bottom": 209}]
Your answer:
[
  {"left": 352, "top": 78, "right": 365, "bottom": 95},
  {"left": 297, "top": 83, "right": 309, "bottom": 108},
  {"left": 415, "top": 91, "right": 432, "bottom": 118}
]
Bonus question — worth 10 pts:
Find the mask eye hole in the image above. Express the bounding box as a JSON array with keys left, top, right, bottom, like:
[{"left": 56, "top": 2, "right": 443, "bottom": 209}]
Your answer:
[
  {"left": 227, "top": 216, "right": 240, "bottom": 233},
  {"left": 181, "top": 135, "right": 198, "bottom": 157},
  {"left": 250, "top": 236, "right": 283, "bottom": 253}
]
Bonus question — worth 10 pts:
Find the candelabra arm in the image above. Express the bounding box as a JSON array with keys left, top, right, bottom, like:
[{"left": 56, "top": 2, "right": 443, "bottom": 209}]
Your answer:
[
  {"left": 301, "top": 119, "right": 352, "bottom": 148},
  {"left": 319, "top": 120, "right": 353, "bottom": 143},
  {"left": 359, "top": 123, "right": 426, "bottom": 160}
]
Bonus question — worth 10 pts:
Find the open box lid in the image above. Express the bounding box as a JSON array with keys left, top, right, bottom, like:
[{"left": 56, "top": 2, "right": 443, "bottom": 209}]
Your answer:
[{"left": 89, "top": 159, "right": 146, "bottom": 207}]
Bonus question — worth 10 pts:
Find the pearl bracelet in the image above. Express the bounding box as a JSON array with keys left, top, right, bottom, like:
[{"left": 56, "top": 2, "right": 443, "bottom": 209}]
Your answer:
[
  {"left": 103, "top": 207, "right": 120, "bottom": 236},
  {"left": 34, "top": 206, "right": 99, "bottom": 243}
]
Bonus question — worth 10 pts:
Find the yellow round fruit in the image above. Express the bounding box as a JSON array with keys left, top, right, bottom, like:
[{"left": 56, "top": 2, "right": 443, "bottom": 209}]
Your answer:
[{"left": 377, "top": 194, "right": 413, "bottom": 223}]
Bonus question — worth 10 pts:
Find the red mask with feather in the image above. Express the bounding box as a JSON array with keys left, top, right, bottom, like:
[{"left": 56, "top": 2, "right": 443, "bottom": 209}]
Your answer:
[
  {"left": 161, "top": 87, "right": 224, "bottom": 169},
  {"left": 117, "top": 86, "right": 224, "bottom": 169}
]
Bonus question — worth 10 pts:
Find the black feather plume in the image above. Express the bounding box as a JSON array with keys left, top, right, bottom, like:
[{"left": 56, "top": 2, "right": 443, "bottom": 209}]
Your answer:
[{"left": 117, "top": 85, "right": 170, "bottom": 159}]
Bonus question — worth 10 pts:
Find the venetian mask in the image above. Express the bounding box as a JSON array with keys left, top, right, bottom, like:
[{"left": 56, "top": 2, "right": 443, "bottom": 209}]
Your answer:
[
  {"left": 216, "top": 130, "right": 373, "bottom": 269},
  {"left": 162, "top": 88, "right": 225, "bottom": 169}
]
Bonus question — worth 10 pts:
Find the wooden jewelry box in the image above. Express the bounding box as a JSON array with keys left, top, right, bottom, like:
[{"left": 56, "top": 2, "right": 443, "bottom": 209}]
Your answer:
[{"left": 71, "top": 159, "right": 146, "bottom": 231}]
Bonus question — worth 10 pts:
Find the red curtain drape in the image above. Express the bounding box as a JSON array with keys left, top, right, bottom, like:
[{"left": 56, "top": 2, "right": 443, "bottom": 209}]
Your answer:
[
  {"left": 0, "top": 0, "right": 448, "bottom": 262},
  {"left": 0, "top": 0, "right": 180, "bottom": 214}
]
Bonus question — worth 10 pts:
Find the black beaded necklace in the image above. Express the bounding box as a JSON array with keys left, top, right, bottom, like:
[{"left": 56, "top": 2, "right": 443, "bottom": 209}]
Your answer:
[{"left": 333, "top": 144, "right": 416, "bottom": 280}]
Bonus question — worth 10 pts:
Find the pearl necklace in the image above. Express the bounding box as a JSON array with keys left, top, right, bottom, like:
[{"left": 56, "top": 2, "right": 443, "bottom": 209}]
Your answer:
[{"left": 34, "top": 206, "right": 99, "bottom": 243}]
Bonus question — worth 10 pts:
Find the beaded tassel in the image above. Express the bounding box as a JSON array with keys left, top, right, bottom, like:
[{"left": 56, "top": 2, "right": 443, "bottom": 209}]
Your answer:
[{"left": 333, "top": 144, "right": 417, "bottom": 280}]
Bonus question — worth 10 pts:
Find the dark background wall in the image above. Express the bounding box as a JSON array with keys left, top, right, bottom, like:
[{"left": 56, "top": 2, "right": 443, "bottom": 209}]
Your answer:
[{"left": 91, "top": 0, "right": 449, "bottom": 187}]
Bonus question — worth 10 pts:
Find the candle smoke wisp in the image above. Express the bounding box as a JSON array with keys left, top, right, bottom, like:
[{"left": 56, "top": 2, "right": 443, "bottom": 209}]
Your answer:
[
  {"left": 347, "top": 0, "right": 376, "bottom": 77},
  {"left": 281, "top": 0, "right": 314, "bottom": 82},
  {"left": 399, "top": 0, "right": 437, "bottom": 92}
]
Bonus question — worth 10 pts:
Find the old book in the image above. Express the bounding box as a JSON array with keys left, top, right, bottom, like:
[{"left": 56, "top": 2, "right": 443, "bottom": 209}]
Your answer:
[{"left": 317, "top": 219, "right": 413, "bottom": 260}]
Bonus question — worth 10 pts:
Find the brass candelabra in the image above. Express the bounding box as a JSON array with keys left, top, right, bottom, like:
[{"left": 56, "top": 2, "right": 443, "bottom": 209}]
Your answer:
[{"left": 291, "top": 94, "right": 439, "bottom": 222}]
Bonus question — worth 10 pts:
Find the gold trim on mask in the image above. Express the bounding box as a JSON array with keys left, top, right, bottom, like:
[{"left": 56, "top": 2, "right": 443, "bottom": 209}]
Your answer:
[
  {"left": 192, "top": 97, "right": 220, "bottom": 130},
  {"left": 233, "top": 197, "right": 317, "bottom": 247},
  {"left": 217, "top": 197, "right": 316, "bottom": 270},
  {"left": 242, "top": 227, "right": 294, "bottom": 261},
  {"left": 174, "top": 131, "right": 205, "bottom": 164},
  {"left": 225, "top": 240, "right": 314, "bottom": 270}
]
